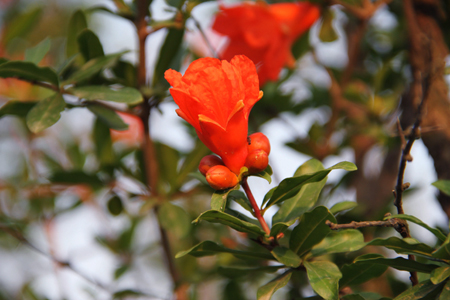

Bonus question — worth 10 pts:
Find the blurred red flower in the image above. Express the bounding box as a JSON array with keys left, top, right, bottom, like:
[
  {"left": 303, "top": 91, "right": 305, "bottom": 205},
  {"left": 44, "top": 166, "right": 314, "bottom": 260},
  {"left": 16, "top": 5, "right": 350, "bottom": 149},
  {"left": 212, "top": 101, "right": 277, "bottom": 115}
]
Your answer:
[
  {"left": 110, "top": 112, "right": 144, "bottom": 147},
  {"left": 165, "top": 55, "right": 263, "bottom": 174},
  {"left": 212, "top": 1, "right": 320, "bottom": 85}
]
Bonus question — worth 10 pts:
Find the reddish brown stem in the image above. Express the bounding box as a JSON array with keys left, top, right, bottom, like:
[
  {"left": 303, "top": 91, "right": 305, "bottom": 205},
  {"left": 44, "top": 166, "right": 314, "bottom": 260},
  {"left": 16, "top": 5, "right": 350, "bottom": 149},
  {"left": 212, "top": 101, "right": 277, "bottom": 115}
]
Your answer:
[{"left": 241, "top": 177, "right": 271, "bottom": 235}]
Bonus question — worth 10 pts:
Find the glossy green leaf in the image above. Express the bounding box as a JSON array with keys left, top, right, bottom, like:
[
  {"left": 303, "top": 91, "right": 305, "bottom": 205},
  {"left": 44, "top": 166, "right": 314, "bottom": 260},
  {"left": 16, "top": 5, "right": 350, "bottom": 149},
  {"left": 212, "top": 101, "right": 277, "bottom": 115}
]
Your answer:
[
  {"left": 93, "top": 117, "right": 115, "bottom": 165},
  {"left": 330, "top": 201, "right": 358, "bottom": 215},
  {"left": 393, "top": 279, "right": 445, "bottom": 300},
  {"left": 0, "top": 101, "right": 37, "bottom": 118},
  {"left": 439, "top": 280, "right": 450, "bottom": 300},
  {"left": 304, "top": 261, "right": 341, "bottom": 300},
  {"left": 49, "top": 170, "right": 103, "bottom": 188},
  {"left": 271, "top": 246, "right": 301, "bottom": 268},
  {"left": 64, "top": 52, "right": 125, "bottom": 84},
  {"left": 26, "top": 93, "right": 65, "bottom": 133},
  {"left": 257, "top": 271, "right": 292, "bottom": 300},
  {"left": 385, "top": 214, "right": 446, "bottom": 242},
  {"left": 211, "top": 187, "right": 239, "bottom": 212},
  {"left": 0, "top": 61, "right": 59, "bottom": 87},
  {"left": 193, "top": 210, "right": 265, "bottom": 236},
  {"left": 3, "top": 7, "right": 42, "bottom": 45},
  {"left": 228, "top": 190, "right": 253, "bottom": 215},
  {"left": 264, "top": 161, "right": 356, "bottom": 209},
  {"left": 289, "top": 206, "right": 336, "bottom": 256},
  {"left": 368, "top": 237, "right": 435, "bottom": 258},
  {"left": 319, "top": 9, "right": 338, "bottom": 43},
  {"left": 432, "top": 236, "right": 450, "bottom": 260},
  {"left": 218, "top": 265, "right": 283, "bottom": 278},
  {"left": 431, "top": 267, "right": 450, "bottom": 284},
  {"left": 66, "top": 10, "right": 88, "bottom": 58},
  {"left": 175, "top": 240, "right": 274, "bottom": 260},
  {"left": 432, "top": 180, "right": 450, "bottom": 196},
  {"left": 77, "top": 29, "right": 104, "bottom": 61},
  {"left": 272, "top": 159, "right": 326, "bottom": 224},
  {"left": 86, "top": 103, "right": 128, "bottom": 130},
  {"left": 355, "top": 255, "right": 440, "bottom": 274},
  {"left": 24, "top": 37, "right": 51, "bottom": 64},
  {"left": 270, "top": 219, "right": 296, "bottom": 238},
  {"left": 158, "top": 202, "right": 191, "bottom": 238},
  {"left": 340, "top": 254, "right": 389, "bottom": 287},
  {"left": 252, "top": 165, "right": 273, "bottom": 184},
  {"left": 311, "top": 229, "right": 365, "bottom": 257},
  {"left": 153, "top": 28, "right": 184, "bottom": 87}
]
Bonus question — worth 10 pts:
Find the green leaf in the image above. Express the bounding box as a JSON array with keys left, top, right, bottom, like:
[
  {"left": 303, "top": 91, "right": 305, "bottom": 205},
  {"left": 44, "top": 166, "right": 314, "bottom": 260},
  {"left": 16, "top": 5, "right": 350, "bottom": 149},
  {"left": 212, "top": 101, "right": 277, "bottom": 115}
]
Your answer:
[
  {"left": 107, "top": 195, "right": 124, "bottom": 216},
  {"left": 252, "top": 165, "right": 273, "bottom": 184},
  {"left": 340, "top": 255, "right": 389, "bottom": 287},
  {"left": 271, "top": 246, "right": 301, "bottom": 268},
  {"left": 86, "top": 103, "right": 128, "bottom": 130},
  {"left": 272, "top": 159, "right": 326, "bottom": 224},
  {"left": 70, "top": 86, "right": 144, "bottom": 105},
  {"left": 431, "top": 267, "right": 450, "bottom": 284},
  {"left": 341, "top": 295, "right": 365, "bottom": 300},
  {"left": 228, "top": 190, "right": 254, "bottom": 215},
  {"left": 385, "top": 214, "right": 446, "bottom": 242},
  {"left": 24, "top": 38, "right": 51, "bottom": 64},
  {"left": 355, "top": 255, "right": 440, "bottom": 274},
  {"left": 270, "top": 219, "right": 296, "bottom": 238},
  {"left": 175, "top": 140, "right": 209, "bottom": 189},
  {"left": 264, "top": 161, "right": 356, "bottom": 209},
  {"left": 26, "top": 93, "right": 65, "bottom": 133},
  {"left": 218, "top": 265, "right": 283, "bottom": 278},
  {"left": 175, "top": 240, "right": 274, "bottom": 260},
  {"left": 64, "top": 52, "right": 125, "bottom": 84},
  {"left": 368, "top": 237, "right": 435, "bottom": 258},
  {"left": 154, "top": 142, "right": 180, "bottom": 194},
  {"left": 193, "top": 210, "right": 265, "bottom": 236},
  {"left": 0, "top": 61, "right": 59, "bottom": 87},
  {"left": 153, "top": 28, "right": 184, "bottom": 87},
  {"left": 93, "top": 117, "right": 115, "bottom": 165},
  {"left": 112, "top": 289, "right": 147, "bottom": 299},
  {"left": 319, "top": 9, "right": 338, "bottom": 43},
  {"left": 50, "top": 170, "right": 103, "bottom": 188},
  {"left": 439, "top": 280, "right": 450, "bottom": 300},
  {"left": 157, "top": 202, "right": 191, "bottom": 238},
  {"left": 393, "top": 279, "right": 445, "bottom": 300},
  {"left": 257, "top": 271, "right": 292, "bottom": 300},
  {"left": 304, "top": 261, "right": 342, "bottom": 300},
  {"left": 0, "top": 101, "right": 37, "bottom": 118},
  {"left": 289, "top": 206, "right": 336, "bottom": 256},
  {"left": 311, "top": 229, "right": 365, "bottom": 257},
  {"left": 3, "top": 7, "right": 42, "bottom": 45},
  {"left": 330, "top": 201, "right": 358, "bottom": 215},
  {"left": 432, "top": 180, "right": 450, "bottom": 196},
  {"left": 211, "top": 187, "right": 239, "bottom": 212},
  {"left": 66, "top": 10, "right": 88, "bottom": 59},
  {"left": 77, "top": 29, "right": 104, "bottom": 61}
]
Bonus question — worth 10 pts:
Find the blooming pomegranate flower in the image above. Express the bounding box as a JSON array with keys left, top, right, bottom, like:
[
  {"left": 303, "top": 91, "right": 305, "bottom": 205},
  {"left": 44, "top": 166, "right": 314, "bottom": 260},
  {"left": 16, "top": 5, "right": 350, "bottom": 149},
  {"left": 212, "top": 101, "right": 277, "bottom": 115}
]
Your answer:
[
  {"left": 164, "top": 55, "right": 263, "bottom": 174},
  {"left": 212, "top": 1, "right": 320, "bottom": 85}
]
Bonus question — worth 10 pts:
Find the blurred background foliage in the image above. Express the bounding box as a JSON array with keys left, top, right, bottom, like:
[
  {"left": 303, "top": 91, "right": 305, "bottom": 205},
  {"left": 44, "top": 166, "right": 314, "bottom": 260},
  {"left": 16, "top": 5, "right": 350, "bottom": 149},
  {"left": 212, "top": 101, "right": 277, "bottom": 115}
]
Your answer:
[{"left": 0, "top": 0, "right": 450, "bottom": 299}]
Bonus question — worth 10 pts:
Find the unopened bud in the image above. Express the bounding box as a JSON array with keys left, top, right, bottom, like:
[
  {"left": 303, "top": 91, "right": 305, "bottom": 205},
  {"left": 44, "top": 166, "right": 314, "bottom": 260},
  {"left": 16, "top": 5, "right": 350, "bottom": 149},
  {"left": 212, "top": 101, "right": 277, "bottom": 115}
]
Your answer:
[
  {"left": 248, "top": 132, "right": 271, "bottom": 155},
  {"left": 245, "top": 149, "right": 269, "bottom": 174},
  {"left": 206, "top": 165, "right": 239, "bottom": 190},
  {"left": 199, "top": 155, "right": 224, "bottom": 176}
]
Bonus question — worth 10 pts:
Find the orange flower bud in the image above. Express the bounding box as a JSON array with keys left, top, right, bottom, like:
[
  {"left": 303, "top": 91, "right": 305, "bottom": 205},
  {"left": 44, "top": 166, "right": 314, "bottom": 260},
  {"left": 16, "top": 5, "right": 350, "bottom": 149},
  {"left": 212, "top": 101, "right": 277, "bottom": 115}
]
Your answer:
[
  {"left": 248, "top": 132, "right": 271, "bottom": 154},
  {"left": 199, "top": 155, "right": 224, "bottom": 176},
  {"left": 245, "top": 149, "right": 269, "bottom": 174},
  {"left": 206, "top": 165, "right": 239, "bottom": 190}
]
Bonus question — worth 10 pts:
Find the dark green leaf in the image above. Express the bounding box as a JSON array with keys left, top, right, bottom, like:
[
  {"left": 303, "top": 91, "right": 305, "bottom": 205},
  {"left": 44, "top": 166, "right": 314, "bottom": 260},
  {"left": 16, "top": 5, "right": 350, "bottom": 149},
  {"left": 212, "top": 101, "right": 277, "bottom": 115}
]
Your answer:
[
  {"left": 432, "top": 180, "right": 450, "bottom": 196},
  {"left": 393, "top": 279, "right": 445, "bottom": 300},
  {"left": 107, "top": 195, "right": 124, "bottom": 216},
  {"left": 439, "top": 280, "right": 450, "bottom": 300},
  {"left": 93, "top": 117, "right": 115, "bottom": 165},
  {"left": 223, "top": 280, "right": 246, "bottom": 300},
  {"left": 193, "top": 210, "right": 265, "bottom": 236},
  {"left": 112, "top": 289, "right": 146, "bottom": 299},
  {"left": 155, "top": 142, "right": 180, "bottom": 194},
  {"left": 158, "top": 202, "right": 191, "bottom": 238},
  {"left": 26, "top": 93, "right": 65, "bottom": 133},
  {"left": 311, "top": 229, "right": 365, "bottom": 257},
  {"left": 272, "top": 159, "right": 326, "bottom": 224},
  {"left": 87, "top": 103, "right": 128, "bottom": 130},
  {"left": 341, "top": 295, "right": 365, "bottom": 300},
  {"left": 304, "top": 261, "right": 341, "bottom": 300},
  {"left": 211, "top": 187, "right": 239, "bottom": 212},
  {"left": 67, "top": 10, "right": 88, "bottom": 58},
  {"left": 218, "top": 265, "right": 283, "bottom": 278},
  {"left": 3, "top": 7, "right": 42, "bottom": 45},
  {"left": 355, "top": 255, "right": 440, "bottom": 274},
  {"left": 175, "top": 140, "right": 209, "bottom": 189},
  {"left": 340, "top": 255, "right": 389, "bottom": 287},
  {"left": 330, "top": 201, "right": 358, "bottom": 215},
  {"left": 368, "top": 237, "right": 435, "bottom": 258},
  {"left": 289, "top": 206, "right": 336, "bottom": 256},
  {"left": 292, "top": 31, "right": 311, "bottom": 60},
  {"left": 319, "top": 9, "right": 338, "bottom": 43},
  {"left": 24, "top": 38, "right": 51, "bottom": 64},
  {"left": 114, "top": 265, "right": 129, "bottom": 280},
  {"left": 77, "top": 29, "right": 104, "bottom": 61},
  {"left": 270, "top": 219, "right": 296, "bottom": 238},
  {"left": 0, "top": 61, "right": 59, "bottom": 87},
  {"left": 0, "top": 101, "right": 37, "bottom": 118},
  {"left": 431, "top": 267, "right": 450, "bottom": 284},
  {"left": 175, "top": 240, "right": 274, "bottom": 260},
  {"left": 153, "top": 28, "right": 184, "bottom": 87},
  {"left": 257, "top": 271, "right": 292, "bottom": 300},
  {"left": 64, "top": 52, "right": 126, "bottom": 84},
  {"left": 228, "top": 190, "right": 254, "bottom": 215},
  {"left": 252, "top": 165, "right": 273, "bottom": 184},
  {"left": 50, "top": 170, "right": 103, "bottom": 188},
  {"left": 432, "top": 236, "right": 450, "bottom": 260},
  {"left": 385, "top": 214, "right": 446, "bottom": 242},
  {"left": 271, "top": 246, "right": 301, "bottom": 268}
]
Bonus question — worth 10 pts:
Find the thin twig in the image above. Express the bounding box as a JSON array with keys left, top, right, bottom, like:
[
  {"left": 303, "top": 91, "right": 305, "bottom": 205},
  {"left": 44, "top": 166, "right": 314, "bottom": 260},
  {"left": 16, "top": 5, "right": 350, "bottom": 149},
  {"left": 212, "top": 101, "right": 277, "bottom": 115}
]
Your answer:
[
  {"left": 241, "top": 177, "right": 271, "bottom": 235},
  {"left": 191, "top": 16, "right": 220, "bottom": 59},
  {"left": 326, "top": 219, "right": 397, "bottom": 230}
]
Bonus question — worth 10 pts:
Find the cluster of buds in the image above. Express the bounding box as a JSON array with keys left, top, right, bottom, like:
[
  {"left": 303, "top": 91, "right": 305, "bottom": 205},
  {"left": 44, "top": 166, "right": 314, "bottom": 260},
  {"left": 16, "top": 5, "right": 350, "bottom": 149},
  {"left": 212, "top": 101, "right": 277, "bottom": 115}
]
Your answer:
[{"left": 199, "top": 132, "right": 271, "bottom": 190}]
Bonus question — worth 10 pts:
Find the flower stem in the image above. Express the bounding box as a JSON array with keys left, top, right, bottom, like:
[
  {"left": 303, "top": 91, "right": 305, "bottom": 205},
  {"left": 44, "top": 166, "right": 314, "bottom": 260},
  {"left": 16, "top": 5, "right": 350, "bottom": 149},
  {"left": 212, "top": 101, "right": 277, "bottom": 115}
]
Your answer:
[{"left": 241, "top": 177, "right": 270, "bottom": 235}]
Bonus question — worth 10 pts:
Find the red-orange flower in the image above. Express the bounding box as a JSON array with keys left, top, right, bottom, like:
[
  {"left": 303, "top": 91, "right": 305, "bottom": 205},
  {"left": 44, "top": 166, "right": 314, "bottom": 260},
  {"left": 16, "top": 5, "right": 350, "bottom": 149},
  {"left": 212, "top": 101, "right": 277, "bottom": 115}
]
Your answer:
[
  {"left": 164, "top": 55, "right": 263, "bottom": 174},
  {"left": 212, "top": 2, "right": 320, "bottom": 85}
]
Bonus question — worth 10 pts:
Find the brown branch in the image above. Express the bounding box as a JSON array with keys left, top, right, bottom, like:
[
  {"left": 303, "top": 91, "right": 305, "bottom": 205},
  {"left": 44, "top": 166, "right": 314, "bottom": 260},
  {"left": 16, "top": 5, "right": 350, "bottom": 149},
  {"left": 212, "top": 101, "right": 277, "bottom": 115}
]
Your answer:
[
  {"left": 241, "top": 177, "right": 271, "bottom": 236},
  {"left": 326, "top": 219, "right": 397, "bottom": 230}
]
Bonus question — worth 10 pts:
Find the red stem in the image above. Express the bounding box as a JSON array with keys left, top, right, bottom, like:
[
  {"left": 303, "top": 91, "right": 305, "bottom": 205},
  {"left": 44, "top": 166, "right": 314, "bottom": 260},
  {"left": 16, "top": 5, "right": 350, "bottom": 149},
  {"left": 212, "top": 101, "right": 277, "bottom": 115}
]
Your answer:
[{"left": 241, "top": 177, "right": 271, "bottom": 235}]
